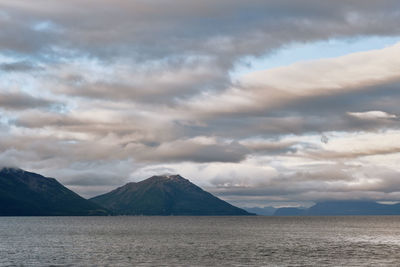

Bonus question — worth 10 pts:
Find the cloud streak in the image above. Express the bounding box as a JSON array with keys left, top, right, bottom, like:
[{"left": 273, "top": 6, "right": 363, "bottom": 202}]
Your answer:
[{"left": 0, "top": 92, "right": 56, "bottom": 110}]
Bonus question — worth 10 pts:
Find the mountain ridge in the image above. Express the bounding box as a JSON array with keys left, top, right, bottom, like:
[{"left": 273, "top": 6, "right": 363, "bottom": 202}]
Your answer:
[{"left": 0, "top": 167, "right": 108, "bottom": 216}]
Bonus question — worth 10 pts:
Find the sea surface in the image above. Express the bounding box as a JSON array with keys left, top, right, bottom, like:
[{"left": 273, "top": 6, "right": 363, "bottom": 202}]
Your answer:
[{"left": 1, "top": 216, "right": 400, "bottom": 266}]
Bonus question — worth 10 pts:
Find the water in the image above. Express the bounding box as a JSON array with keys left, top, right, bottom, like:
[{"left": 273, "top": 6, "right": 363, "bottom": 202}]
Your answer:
[{"left": 1, "top": 216, "right": 400, "bottom": 266}]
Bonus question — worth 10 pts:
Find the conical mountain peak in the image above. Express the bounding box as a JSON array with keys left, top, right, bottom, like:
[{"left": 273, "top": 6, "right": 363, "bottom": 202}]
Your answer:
[
  {"left": 91, "top": 174, "right": 253, "bottom": 216},
  {"left": 151, "top": 174, "right": 187, "bottom": 181}
]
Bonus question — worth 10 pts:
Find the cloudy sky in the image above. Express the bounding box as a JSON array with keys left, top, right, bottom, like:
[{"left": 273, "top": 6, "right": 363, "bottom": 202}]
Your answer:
[{"left": 1, "top": 0, "right": 400, "bottom": 207}]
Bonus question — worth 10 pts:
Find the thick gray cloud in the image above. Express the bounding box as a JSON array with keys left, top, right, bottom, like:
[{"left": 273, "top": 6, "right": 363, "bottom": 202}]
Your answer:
[
  {"left": 0, "top": 92, "right": 56, "bottom": 110},
  {"left": 1, "top": 0, "right": 400, "bottom": 102},
  {"left": 0, "top": 61, "right": 40, "bottom": 72},
  {"left": 55, "top": 59, "right": 228, "bottom": 103},
  {"left": 2, "top": 0, "right": 400, "bottom": 58},
  {"left": 133, "top": 140, "right": 249, "bottom": 163}
]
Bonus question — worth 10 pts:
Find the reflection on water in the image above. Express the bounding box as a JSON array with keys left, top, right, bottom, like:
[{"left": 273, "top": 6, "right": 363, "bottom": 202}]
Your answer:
[{"left": 1, "top": 216, "right": 400, "bottom": 266}]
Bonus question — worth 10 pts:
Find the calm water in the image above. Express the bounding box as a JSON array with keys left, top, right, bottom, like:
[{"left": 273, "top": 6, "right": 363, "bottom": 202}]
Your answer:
[{"left": 1, "top": 216, "right": 400, "bottom": 266}]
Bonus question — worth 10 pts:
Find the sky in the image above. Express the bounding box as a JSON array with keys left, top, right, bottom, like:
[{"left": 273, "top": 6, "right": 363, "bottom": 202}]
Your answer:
[{"left": 1, "top": 0, "right": 400, "bottom": 208}]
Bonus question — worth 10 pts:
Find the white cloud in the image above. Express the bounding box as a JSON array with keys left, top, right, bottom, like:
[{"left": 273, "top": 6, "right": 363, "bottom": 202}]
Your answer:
[{"left": 347, "top": 110, "right": 397, "bottom": 120}]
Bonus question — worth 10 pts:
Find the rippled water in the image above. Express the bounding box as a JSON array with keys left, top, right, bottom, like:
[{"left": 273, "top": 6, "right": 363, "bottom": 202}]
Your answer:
[{"left": 1, "top": 216, "right": 400, "bottom": 266}]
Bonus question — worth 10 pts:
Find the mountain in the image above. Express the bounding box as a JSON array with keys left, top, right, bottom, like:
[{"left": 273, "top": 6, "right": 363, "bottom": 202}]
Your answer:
[
  {"left": 0, "top": 167, "right": 108, "bottom": 216},
  {"left": 307, "top": 201, "right": 400, "bottom": 215},
  {"left": 274, "top": 207, "right": 306, "bottom": 216},
  {"left": 273, "top": 200, "right": 400, "bottom": 216},
  {"left": 90, "top": 174, "right": 253, "bottom": 216},
  {"left": 243, "top": 206, "right": 276, "bottom": 216}
]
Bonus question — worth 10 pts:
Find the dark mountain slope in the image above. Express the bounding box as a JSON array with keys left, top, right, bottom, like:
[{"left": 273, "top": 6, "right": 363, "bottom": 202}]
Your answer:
[
  {"left": 90, "top": 174, "right": 253, "bottom": 216},
  {"left": 0, "top": 167, "right": 108, "bottom": 216}
]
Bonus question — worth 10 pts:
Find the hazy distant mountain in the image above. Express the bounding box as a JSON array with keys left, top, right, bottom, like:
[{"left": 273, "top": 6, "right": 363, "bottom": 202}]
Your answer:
[
  {"left": 307, "top": 201, "right": 400, "bottom": 215},
  {"left": 274, "top": 207, "right": 306, "bottom": 216},
  {"left": 90, "top": 174, "right": 253, "bottom": 216},
  {"left": 244, "top": 206, "right": 276, "bottom": 216},
  {"left": 273, "top": 200, "right": 400, "bottom": 216},
  {"left": 0, "top": 168, "right": 108, "bottom": 216}
]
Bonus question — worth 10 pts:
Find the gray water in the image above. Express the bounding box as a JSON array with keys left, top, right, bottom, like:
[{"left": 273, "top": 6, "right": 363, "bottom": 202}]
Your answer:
[{"left": 1, "top": 216, "right": 400, "bottom": 266}]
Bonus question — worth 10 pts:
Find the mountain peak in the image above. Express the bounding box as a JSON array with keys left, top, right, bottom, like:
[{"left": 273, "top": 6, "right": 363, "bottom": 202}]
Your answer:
[
  {"left": 0, "top": 168, "right": 108, "bottom": 216},
  {"left": 152, "top": 174, "right": 186, "bottom": 181},
  {"left": 91, "top": 174, "right": 253, "bottom": 216},
  {"left": 0, "top": 167, "right": 24, "bottom": 174}
]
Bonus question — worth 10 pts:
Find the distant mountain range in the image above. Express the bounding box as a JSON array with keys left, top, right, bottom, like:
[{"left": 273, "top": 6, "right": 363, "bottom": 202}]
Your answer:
[
  {"left": 0, "top": 168, "right": 108, "bottom": 216},
  {"left": 90, "top": 174, "right": 252, "bottom": 216},
  {"left": 243, "top": 206, "right": 276, "bottom": 216},
  {"left": 273, "top": 201, "right": 400, "bottom": 216},
  {"left": 0, "top": 168, "right": 252, "bottom": 216},
  {"left": 274, "top": 207, "right": 307, "bottom": 216}
]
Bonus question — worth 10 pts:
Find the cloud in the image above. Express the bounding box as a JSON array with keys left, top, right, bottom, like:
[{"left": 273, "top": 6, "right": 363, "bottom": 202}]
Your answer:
[
  {"left": 2, "top": 0, "right": 400, "bottom": 59},
  {"left": 302, "top": 130, "right": 400, "bottom": 160},
  {"left": 0, "top": 92, "right": 56, "bottom": 110},
  {"left": 0, "top": 61, "right": 41, "bottom": 72},
  {"left": 52, "top": 58, "right": 228, "bottom": 103},
  {"left": 306, "top": 146, "right": 400, "bottom": 160},
  {"left": 241, "top": 140, "right": 297, "bottom": 155},
  {"left": 185, "top": 42, "right": 400, "bottom": 119},
  {"left": 209, "top": 163, "right": 400, "bottom": 207},
  {"left": 133, "top": 138, "right": 249, "bottom": 163},
  {"left": 347, "top": 111, "right": 398, "bottom": 120}
]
